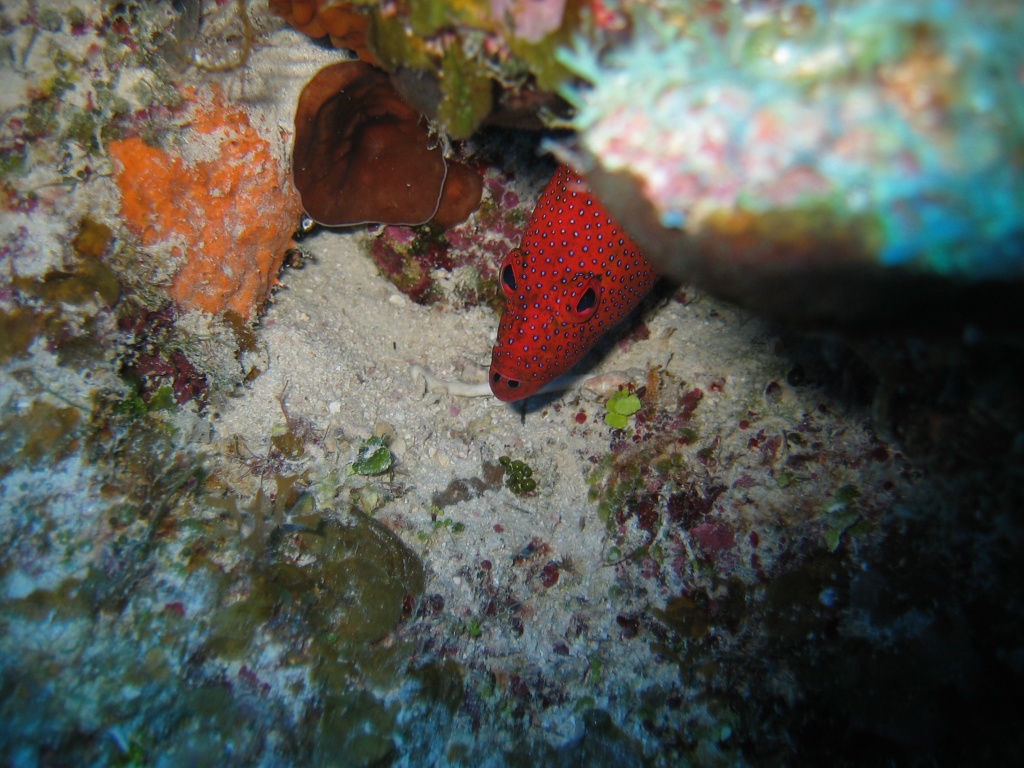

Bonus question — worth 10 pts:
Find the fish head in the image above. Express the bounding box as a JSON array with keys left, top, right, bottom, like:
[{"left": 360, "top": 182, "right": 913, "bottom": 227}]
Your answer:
[
  {"left": 489, "top": 247, "right": 608, "bottom": 401},
  {"left": 488, "top": 166, "right": 659, "bottom": 402}
]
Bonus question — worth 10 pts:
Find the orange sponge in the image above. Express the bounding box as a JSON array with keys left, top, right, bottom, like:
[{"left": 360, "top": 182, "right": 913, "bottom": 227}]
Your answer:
[{"left": 110, "top": 90, "right": 301, "bottom": 319}]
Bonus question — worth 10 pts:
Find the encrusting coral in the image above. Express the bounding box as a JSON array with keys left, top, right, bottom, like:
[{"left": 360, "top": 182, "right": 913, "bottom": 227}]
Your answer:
[
  {"left": 292, "top": 61, "right": 482, "bottom": 228},
  {"left": 271, "top": 0, "right": 577, "bottom": 138},
  {"left": 559, "top": 0, "right": 1024, "bottom": 330},
  {"left": 110, "top": 88, "right": 301, "bottom": 319},
  {"left": 269, "top": 0, "right": 377, "bottom": 64}
]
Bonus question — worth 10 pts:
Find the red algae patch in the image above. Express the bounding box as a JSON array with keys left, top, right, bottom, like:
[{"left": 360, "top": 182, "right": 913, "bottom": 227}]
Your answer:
[{"left": 110, "top": 88, "right": 301, "bottom": 319}]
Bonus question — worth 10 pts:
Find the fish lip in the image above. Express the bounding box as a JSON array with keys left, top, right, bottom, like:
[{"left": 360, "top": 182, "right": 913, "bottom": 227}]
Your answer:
[
  {"left": 489, "top": 372, "right": 533, "bottom": 402},
  {"left": 488, "top": 357, "right": 541, "bottom": 402},
  {"left": 490, "top": 385, "right": 525, "bottom": 403}
]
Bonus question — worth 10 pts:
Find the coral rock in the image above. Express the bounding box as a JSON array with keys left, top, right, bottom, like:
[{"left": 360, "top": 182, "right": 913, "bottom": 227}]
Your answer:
[
  {"left": 111, "top": 89, "right": 301, "bottom": 319},
  {"left": 562, "top": 2, "right": 1024, "bottom": 332}
]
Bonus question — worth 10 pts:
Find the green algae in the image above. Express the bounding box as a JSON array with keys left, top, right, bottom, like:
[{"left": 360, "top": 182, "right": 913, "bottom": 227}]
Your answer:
[
  {"left": 653, "top": 592, "right": 712, "bottom": 642},
  {"left": 498, "top": 454, "right": 537, "bottom": 495},
  {"left": 301, "top": 515, "right": 423, "bottom": 644},
  {"left": 13, "top": 259, "right": 121, "bottom": 308},
  {"left": 367, "top": 10, "right": 432, "bottom": 73},
  {"left": 314, "top": 690, "right": 397, "bottom": 768},
  {"left": 270, "top": 428, "right": 306, "bottom": 460},
  {"left": 351, "top": 0, "right": 596, "bottom": 137},
  {"left": 0, "top": 400, "right": 82, "bottom": 472},
  {"left": 351, "top": 436, "right": 393, "bottom": 476},
  {"left": 206, "top": 588, "right": 277, "bottom": 660},
  {"left": 0, "top": 307, "right": 58, "bottom": 363},
  {"left": 111, "top": 384, "right": 175, "bottom": 419},
  {"left": 197, "top": 495, "right": 427, "bottom": 762},
  {"left": 0, "top": 144, "right": 27, "bottom": 178},
  {"left": 1, "top": 221, "right": 121, "bottom": 378},
  {"left": 438, "top": 44, "right": 493, "bottom": 140},
  {"left": 70, "top": 217, "right": 114, "bottom": 259},
  {"left": 3, "top": 457, "right": 433, "bottom": 761},
  {"left": 222, "top": 308, "right": 260, "bottom": 356},
  {"left": 411, "top": 660, "right": 465, "bottom": 715},
  {"left": 1, "top": 575, "right": 97, "bottom": 622},
  {"left": 496, "top": 0, "right": 588, "bottom": 93},
  {"left": 207, "top": 507, "right": 424, "bottom": 660},
  {"left": 823, "top": 483, "right": 871, "bottom": 551},
  {"left": 587, "top": 372, "right": 708, "bottom": 536},
  {"left": 604, "top": 389, "right": 642, "bottom": 429}
]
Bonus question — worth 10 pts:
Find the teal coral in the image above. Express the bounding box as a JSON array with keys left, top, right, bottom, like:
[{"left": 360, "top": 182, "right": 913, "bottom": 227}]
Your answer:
[{"left": 560, "top": 0, "right": 1024, "bottom": 280}]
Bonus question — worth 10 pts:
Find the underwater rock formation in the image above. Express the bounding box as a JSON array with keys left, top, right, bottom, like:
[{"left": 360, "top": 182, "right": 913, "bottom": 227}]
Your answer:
[
  {"left": 560, "top": 0, "right": 1024, "bottom": 330},
  {"left": 292, "top": 61, "right": 482, "bottom": 227}
]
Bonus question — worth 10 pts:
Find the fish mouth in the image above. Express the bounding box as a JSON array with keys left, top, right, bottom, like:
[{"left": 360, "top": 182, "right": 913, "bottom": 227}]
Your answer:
[
  {"left": 488, "top": 356, "right": 542, "bottom": 402},
  {"left": 489, "top": 368, "right": 530, "bottom": 402}
]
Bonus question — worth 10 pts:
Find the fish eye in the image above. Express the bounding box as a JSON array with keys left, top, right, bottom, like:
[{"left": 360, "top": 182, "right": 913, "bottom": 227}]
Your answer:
[
  {"left": 565, "top": 275, "right": 601, "bottom": 323},
  {"left": 576, "top": 287, "right": 596, "bottom": 313},
  {"left": 502, "top": 263, "right": 517, "bottom": 292},
  {"left": 499, "top": 249, "right": 524, "bottom": 296}
]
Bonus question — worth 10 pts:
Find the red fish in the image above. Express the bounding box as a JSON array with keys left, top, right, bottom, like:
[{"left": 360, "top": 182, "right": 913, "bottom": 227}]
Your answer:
[{"left": 489, "top": 165, "right": 660, "bottom": 402}]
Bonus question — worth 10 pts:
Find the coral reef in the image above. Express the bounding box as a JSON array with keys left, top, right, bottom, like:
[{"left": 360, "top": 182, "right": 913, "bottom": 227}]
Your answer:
[
  {"left": 111, "top": 87, "right": 300, "bottom": 319},
  {"left": 560, "top": 0, "right": 1024, "bottom": 329},
  {"left": 275, "top": 0, "right": 581, "bottom": 137},
  {"left": 5, "top": 1, "right": 1024, "bottom": 766},
  {"left": 274, "top": 1, "right": 1023, "bottom": 330}
]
